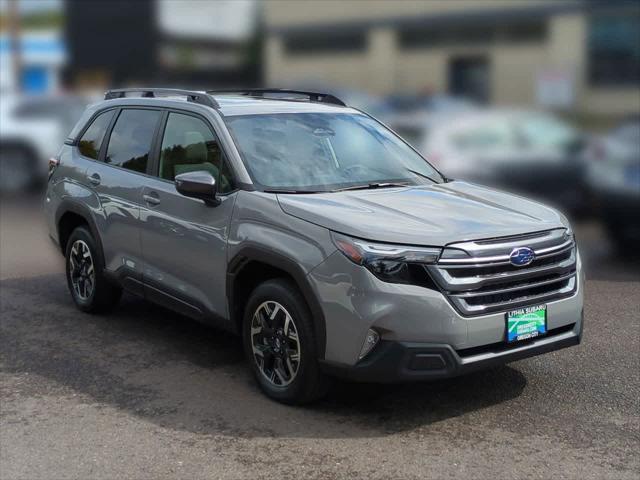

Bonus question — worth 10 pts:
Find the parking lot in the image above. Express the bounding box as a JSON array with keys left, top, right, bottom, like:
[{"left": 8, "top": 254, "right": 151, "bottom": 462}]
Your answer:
[{"left": 1, "top": 195, "right": 638, "bottom": 480}]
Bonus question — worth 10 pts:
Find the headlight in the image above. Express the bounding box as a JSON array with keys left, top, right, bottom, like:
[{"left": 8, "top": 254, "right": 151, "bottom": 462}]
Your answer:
[
  {"left": 565, "top": 226, "right": 574, "bottom": 241},
  {"left": 331, "top": 231, "right": 441, "bottom": 284}
]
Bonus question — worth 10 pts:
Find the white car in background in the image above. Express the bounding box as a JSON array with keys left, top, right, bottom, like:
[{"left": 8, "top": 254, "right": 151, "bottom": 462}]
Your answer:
[
  {"left": 388, "top": 109, "right": 587, "bottom": 215},
  {"left": 584, "top": 116, "right": 640, "bottom": 249},
  {"left": 0, "top": 94, "right": 87, "bottom": 193}
]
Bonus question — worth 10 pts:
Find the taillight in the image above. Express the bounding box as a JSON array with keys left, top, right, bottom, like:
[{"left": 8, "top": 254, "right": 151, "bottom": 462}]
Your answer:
[{"left": 48, "top": 156, "right": 60, "bottom": 175}]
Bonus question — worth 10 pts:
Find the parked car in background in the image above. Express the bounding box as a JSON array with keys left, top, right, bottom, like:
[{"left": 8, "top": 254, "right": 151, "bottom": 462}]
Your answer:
[
  {"left": 584, "top": 116, "right": 640, "bottom": 249},
  {"left": 289, "top": 84, "right": 388, "bottom": 118},
  {"left": 379, "top": 93, "right": 477, "bottom": 118},
  {"left": 0, "top": 94, "right": 87, "bottom": 193},
  {"left": 388, "top": 109, "right": 587, "bottom": 215}
]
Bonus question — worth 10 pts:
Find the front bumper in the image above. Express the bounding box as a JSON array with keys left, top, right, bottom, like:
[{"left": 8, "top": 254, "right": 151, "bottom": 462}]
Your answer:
[
  {"left": 308, "top": 246, "right": 585, "bottom": 374},
  {"left": 320, "top": 317, "right": 582, "bottom": 382}
]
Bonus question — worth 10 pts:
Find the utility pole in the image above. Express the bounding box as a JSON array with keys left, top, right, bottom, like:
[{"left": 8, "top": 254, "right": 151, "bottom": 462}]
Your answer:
[{"left": 7, "top": 0, "right": 22, "bottom": 92}]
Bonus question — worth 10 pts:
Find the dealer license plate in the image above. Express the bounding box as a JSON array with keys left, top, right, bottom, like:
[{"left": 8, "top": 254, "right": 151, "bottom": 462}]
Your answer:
[{"left": 506, "top": 305, "right": 547, "bottom": 343}]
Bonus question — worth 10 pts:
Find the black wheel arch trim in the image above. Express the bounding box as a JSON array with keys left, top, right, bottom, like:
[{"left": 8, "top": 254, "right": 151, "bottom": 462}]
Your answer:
[
  {"left": 55, "top": 199, "right": 106, "bottom": 269},
  {"left": 227, "top": 246, "right": 327, "bottom": 359}
]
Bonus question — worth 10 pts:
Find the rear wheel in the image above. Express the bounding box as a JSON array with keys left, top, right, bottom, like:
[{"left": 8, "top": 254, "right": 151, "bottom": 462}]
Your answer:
[
  {"left": 65, "top": 226, "right": 122, "bottom": 313},
  {"left": 243, "top": 278, "right": 328, "bottom": 404}
]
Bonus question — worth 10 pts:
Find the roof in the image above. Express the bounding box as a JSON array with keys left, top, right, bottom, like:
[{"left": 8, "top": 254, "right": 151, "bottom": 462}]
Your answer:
[{"left": 211, "top": 94, "right": 357, "bottom": 116}]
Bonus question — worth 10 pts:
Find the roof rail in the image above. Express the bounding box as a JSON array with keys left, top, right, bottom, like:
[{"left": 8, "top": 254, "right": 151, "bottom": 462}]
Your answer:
[
  {"left": 104, "top": 88, "right": 219, "bottom": 108},
  {"left": 208, "top": 88, "right": 347, "bottom": 107}
]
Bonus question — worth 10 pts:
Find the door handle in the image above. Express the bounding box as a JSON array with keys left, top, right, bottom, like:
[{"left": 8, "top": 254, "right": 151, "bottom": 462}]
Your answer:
[
  {"left": 88, "top": 173, "right": 101, "bottom": 186},
  {"left": 143, "top": 193, "right": 160, "bottom": 206}
]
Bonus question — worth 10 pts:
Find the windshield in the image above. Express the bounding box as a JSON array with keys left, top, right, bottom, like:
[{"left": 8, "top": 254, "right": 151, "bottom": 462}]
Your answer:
[{"left": 224, "top": 112, "right": 443, "bottom": 192}]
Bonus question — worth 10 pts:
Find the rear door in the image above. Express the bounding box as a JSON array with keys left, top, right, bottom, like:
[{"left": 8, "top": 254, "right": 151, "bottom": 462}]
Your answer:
[
  {"left": 139, "top": 110, "right": 238, "bottom": 321},
  {"left": 84, "top": 107, "right": 163, "bottom": 290}
]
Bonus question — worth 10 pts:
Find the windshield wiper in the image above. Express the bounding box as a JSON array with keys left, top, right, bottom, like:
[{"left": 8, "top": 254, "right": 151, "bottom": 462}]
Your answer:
[
  {"left": 406, "top": 169, "right": 441, "bottom": 184},
  {"left": 333, "top": 182, "right": 410, "bottom": 192}
]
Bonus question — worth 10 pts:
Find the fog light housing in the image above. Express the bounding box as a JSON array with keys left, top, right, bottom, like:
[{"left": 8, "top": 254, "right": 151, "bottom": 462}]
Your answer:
[{"left": 359, "top": 329, "right": 380, "bottom": 360}]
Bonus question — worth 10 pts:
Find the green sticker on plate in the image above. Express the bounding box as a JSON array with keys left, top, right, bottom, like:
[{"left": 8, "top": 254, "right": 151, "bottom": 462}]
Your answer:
[{"left": 506, "top": 305, "right": 546, "bottom": 343}]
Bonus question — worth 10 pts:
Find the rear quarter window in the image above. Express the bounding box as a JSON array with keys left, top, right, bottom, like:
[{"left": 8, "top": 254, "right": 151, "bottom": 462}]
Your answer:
[{"left": 78, "top": 110, "right": 116, "bottom": 160}]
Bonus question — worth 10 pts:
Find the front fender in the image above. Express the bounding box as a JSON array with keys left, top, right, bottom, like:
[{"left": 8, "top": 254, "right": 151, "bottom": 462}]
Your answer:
[{"left": 227, "top": 191, "right": 336, "bottom": 358}]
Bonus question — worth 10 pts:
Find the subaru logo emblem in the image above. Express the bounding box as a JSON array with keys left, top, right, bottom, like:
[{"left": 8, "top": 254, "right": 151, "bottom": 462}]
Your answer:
[{"left": 509, "top": 247, "right": 535, "bottom": 267}]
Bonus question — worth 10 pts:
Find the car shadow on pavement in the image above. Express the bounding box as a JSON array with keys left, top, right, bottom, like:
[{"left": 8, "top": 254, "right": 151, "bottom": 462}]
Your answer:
[{"left": 1, "top": 274, "right": 527, "bottom": 439}]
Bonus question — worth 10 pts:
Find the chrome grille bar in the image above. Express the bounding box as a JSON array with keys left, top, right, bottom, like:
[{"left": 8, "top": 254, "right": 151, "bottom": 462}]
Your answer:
[
  {"left": 438, "top": 238, "right": 574, "bottom": 266},
  {"left": 429, "top": 228, "right": 577, "bottom": 316},
  {"left": 451, "top": 271, "right": 576, "bottom": 298},
  {"left": 450, "top": 277, "right": 576, "bottom": 315}
]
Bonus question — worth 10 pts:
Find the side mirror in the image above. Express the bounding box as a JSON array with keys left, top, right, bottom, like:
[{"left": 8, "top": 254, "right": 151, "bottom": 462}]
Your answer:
[{"left": 174, "top": 171, "right": 219, "bottom": 206}]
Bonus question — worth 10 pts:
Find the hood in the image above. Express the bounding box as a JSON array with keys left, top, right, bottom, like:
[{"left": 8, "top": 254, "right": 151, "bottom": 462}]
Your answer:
[{"left": 277, "top": 181, "right": 567, "bottom": 246}]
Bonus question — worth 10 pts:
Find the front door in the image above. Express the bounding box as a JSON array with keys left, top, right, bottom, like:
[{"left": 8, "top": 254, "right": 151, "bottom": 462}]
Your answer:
[{"left": 139, "top": 111, "right": 237, "bottom": 321}]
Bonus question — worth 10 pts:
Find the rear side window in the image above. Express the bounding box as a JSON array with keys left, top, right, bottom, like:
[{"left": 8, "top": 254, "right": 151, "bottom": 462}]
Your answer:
[
  {"left": 158, "top": 112, "right": 234, "bottom": 192},
  {"left": 105, "top": 109, "right": 161, "bottom": 173},
  {"left": 78, "top": 110, "right": 115, "bottom": 160}
]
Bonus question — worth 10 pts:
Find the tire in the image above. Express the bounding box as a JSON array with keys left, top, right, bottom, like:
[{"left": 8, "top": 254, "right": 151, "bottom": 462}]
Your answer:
[
  {"left": 243, "top": 278, "right": 329, "bottom": 404},
  {"left": 65, "top": 226, "right": 122, "bottom": 313}
]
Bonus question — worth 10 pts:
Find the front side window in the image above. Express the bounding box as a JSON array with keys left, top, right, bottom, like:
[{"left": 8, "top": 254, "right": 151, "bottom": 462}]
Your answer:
[
  {"left": 78, "top": 110, "right": 115, "bottom": 160},
  {"left": 158, "top": 113, "right": 234, "bottom": 193},
  {"left": 223, "top": 112, "right": 443, "bottom": 192},
  {"left": 105, "top": 109, "right": 161, "bottom": 173}
]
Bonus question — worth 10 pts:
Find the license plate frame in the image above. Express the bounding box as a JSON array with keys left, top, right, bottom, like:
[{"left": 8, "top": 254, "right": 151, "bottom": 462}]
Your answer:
[{"left": 506, "top": 305, "right": 547, "bottom": 343}]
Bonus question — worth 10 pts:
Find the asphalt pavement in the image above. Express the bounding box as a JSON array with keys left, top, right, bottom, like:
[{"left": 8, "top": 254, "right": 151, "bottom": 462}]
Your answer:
[{"left": 1, "top": 195, "right": 638, "bottom": 479}]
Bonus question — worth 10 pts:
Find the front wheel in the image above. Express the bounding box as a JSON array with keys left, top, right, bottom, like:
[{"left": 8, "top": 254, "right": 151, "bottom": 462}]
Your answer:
[{"left": 243, "top": 278, "right": 329, "bottom": 404}]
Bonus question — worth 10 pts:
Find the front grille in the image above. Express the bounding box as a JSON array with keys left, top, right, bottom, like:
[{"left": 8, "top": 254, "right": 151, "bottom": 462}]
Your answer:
[
  {"left": 427, "top": 228, "right": 577, "bottom": 316},
  {"left": 446, "top": 248, "right": 573, "bottom": 278}
]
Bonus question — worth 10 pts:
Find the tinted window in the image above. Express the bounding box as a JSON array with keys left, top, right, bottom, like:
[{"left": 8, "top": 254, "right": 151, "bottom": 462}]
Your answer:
[
  {"left": 78, "top": 110, "right": 115, "bottom": 160},
  {"left": 106, "top": 109, "right": 161, "bottom": 173},
  {"left": 159, "top": 113, "right": 233, "bottom": 192}
]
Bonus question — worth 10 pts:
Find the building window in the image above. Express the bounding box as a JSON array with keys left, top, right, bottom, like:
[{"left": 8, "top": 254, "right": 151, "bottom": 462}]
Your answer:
[
  {"left": 499, "top": 22, "right": 547, "bottom": 43},
  {"left": 588, "top": 14, "right": 640, "bottom": 86},
  {"left": 283, "top": 31, "right": 365, "bottom": 55},
  {"left": 399, "top": 22, "right": 545, "bottom": 50}
]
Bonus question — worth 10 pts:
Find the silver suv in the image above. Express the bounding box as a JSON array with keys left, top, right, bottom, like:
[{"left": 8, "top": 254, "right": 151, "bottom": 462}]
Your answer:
[{"left": 45, "top": 88, "right": 584, "bottom": 404}]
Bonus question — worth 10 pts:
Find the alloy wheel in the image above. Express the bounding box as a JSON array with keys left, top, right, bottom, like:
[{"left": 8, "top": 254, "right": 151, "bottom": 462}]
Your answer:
[
  {"left": 69, "top": 240, "right": 95, "bottom": 300},
  {"left": 250, "top": 301, "right": 301, "bottom": 387}
]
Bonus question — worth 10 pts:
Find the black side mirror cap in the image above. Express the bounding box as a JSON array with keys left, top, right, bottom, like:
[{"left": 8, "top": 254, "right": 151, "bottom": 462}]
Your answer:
[{"left": 174, "top": 171, "right": 219, "bottom": 206}]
